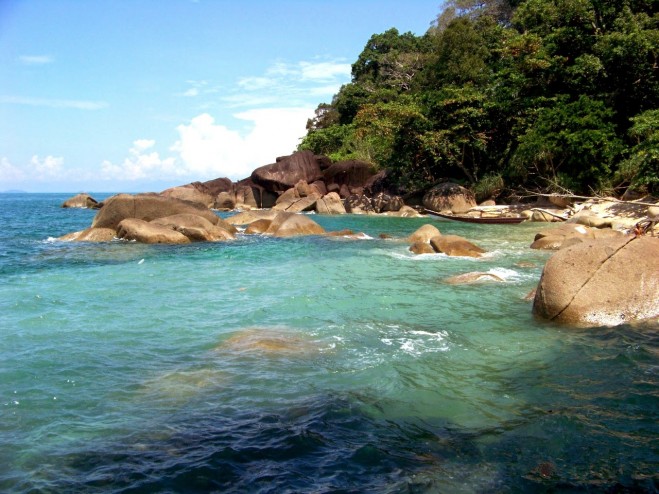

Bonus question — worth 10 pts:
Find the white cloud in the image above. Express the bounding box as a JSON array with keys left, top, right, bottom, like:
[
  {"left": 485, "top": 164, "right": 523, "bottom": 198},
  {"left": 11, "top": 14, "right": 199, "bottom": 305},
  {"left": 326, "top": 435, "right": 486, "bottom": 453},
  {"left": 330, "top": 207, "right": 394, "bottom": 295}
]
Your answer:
[
  {"left": 19, "top": 55, "right": 54, "bottom": 65},
  {"left": 0, "top": 95, "right": 108, "bottom": 110},
  {"left": 171, "top": 108, "right": 313, "bottom": 180},
  {"left": 221, "top": 58, "right": 351, "bottom": 109},
  {"left": 0, "top": 157, "right": 26, "bottom": 183},
  {"left": 300, "top": 61, "right": 351, "bottom": 81},
  {"left": 183, "top": 88, "right": 199, "bottom": 97},
  {"left": 101, "top": 140, "right": 179, "bottom": 181},
  {"left": 31, "top": 155, "right": 64, "bottom": 177}
]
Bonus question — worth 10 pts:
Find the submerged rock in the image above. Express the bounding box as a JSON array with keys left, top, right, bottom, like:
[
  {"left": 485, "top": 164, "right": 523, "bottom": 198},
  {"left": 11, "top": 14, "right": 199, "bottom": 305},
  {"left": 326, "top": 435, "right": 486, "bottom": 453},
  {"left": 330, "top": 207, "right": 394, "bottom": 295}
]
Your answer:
[
  {"left": 216, "top": 327, "right": 320, "bottom": 356},
  {"left": 444, "top": 272, "right": 504, "bottom": 284},
  {"left": 59, "top": 227, "right": 116, "bottom": 242}
]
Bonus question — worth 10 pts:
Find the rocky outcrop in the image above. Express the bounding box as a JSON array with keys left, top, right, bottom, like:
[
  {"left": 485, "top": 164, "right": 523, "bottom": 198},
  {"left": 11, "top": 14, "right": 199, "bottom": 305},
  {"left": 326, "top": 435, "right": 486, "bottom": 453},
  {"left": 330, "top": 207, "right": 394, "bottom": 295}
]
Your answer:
[
  {"left": 423, "top": 183, "right": 476, "bottom": 214},
  {"left": 323, "top": 160, "right": 378, "bottom": 194},
  {"left": 59, "top": 193, "right": 237, "bottom": 244},
  {"left": 160, "top": 185, "right": 213, "bottom": 209},
  {"left": 61, "top": 193, "right": 100, "bottom": 209},
  {"left": 91, "top": 193, "right": 220, "bottom": 230},
  {"left": 371, "top": 192, "right": 403, "bottom": 213},
  {"left": 533, "top": 236, "right": 659, "bottom": 326},
  {"left": 227, "top": 209, "right": 279, "bottom": 226},
  {"left": 345, "top": 194, "right": 375, "bottom": 214},
  {"left": 251, "top": 150, "right": 324, "bottom": 193}
]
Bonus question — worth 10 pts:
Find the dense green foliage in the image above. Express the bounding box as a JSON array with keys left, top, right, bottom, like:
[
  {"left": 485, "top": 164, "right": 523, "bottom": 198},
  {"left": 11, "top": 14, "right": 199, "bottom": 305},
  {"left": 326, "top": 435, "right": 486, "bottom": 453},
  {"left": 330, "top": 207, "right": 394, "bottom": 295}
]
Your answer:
[{"left": 299, "top": 0, "right": 659, "bottom": 197}]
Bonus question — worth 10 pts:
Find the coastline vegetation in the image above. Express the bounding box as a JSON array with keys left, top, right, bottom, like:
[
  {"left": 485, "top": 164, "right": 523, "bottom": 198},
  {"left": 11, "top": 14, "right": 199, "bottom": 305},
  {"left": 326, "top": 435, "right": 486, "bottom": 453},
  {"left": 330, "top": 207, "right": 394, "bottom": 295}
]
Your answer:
[{"left": 298, "top": 0, "right": 659, "bottom": 200}]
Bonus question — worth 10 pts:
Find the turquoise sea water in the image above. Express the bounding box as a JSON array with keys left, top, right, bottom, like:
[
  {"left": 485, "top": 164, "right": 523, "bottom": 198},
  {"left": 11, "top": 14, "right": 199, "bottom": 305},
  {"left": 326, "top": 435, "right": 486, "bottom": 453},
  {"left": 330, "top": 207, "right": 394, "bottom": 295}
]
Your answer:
[{"left": 0, "top": 193, "right": 657, "bottom": 493}]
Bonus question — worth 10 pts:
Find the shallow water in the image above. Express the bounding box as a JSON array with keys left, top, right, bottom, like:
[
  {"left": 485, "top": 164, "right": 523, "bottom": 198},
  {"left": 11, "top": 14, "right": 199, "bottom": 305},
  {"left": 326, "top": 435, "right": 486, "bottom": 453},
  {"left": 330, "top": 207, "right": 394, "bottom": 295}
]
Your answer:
[{"left": 0, "top": 193, "right": 657, "bottom": 493}]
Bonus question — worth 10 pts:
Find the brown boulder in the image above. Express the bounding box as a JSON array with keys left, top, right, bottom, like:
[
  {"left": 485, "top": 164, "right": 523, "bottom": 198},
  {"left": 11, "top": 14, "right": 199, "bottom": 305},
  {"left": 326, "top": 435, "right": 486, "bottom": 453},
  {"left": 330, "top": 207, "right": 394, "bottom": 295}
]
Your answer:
[
  {"left": 408, "top": 224, "right": 441, "bottom": 244},
  {"left": 371, "top": 192, "right": 403, "bottom": 213},
  {"left": 251, "top": 150, "right": 323, "bottom": 193},
  {"left": 316, "top": 192, "right": 347, "bottom": 215},
  {"left": 214, "top": 191, "right": 236, "bottom": 210},
  {"left": 244, "top": 219, "right": 272, "bottom": 234},
  {"left": 160, "top": 185, "right": 215, "bottom": 208},
  {"left": 59, "top": 227, "right": 116, "bottom": 242},
  {"left": 533, "top": 236, "right": 659, "bottom": 326},
  {"left": 323, "top": 160, "right": 378, "bottom": 190},
  {"left": 61, "top": 193, "right": 100, "bottom": 209},
  {"left": 430, "top": 235, "right": 485, "bottom": 257},
  {"left": 116, "top": 218, "right": 191, "bottom": 244},
  {"left": 226, "top": 210, "right": 279, "bottom": 226},
  {"left": 384, "top": 206, "right": 422, "bottom": 218},
  {"left": 345, "top": 194, "right": 375, "bottom": 214},
  {"left": 422, "top": 183, "right": 476, "bottom": 214},
  {"left": 91, "top": 194, "right": 220, "bottom": 230},
  {"left": 266, "top": 212, "right": 326, "bottom": 237},
  {"left": 409, "top": 242, "right": 436, "bottom": 255},
  {"left": 150, "top": 213, "right": 236, "bottom": 241}
]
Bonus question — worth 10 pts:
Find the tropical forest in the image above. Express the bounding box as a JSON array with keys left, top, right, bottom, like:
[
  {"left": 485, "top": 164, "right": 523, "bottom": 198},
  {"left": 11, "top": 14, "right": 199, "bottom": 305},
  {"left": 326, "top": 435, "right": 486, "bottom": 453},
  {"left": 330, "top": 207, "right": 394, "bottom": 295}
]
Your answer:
[{"left": 298, "top": 0, "right": 659, "bottom": 202}]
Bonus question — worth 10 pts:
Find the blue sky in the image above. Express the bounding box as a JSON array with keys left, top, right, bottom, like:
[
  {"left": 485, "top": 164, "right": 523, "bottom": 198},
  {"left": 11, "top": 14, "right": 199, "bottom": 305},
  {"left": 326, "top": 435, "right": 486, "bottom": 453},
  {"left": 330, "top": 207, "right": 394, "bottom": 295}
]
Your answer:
[{"left": 0, "top": 0, "right": 439, "bottom": 192}]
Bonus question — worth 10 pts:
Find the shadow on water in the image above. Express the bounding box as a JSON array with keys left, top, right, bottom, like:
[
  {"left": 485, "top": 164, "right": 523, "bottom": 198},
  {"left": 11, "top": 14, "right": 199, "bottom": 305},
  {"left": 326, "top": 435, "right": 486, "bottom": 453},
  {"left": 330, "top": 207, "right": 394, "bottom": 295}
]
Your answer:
[{"left": 10, "top": 393, "right": 486, "bottom": 494}]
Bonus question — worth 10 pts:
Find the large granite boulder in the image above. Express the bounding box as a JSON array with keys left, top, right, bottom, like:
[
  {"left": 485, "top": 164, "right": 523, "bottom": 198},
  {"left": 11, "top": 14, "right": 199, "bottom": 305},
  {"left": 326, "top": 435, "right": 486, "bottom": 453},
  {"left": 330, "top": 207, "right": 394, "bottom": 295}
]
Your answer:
[
  {"left": 160, "top": 185, "right": 215, "bottom": 209},
  {"left": 235, "top": 178, "right": 277, "bottom": 209},
  {"left": 266, "top": 212, "right": 326, "bottom": 237},
  {"left": 116, "top": 218, "right": 191, "bottom": 244},
  {"left": 345, "top": 194, "right": 375, "bottom": 214},
  {"left": 371, "top": 192, "right": 403, "bottom": 213},
  {"left": 226, "top": 210, "right": 279, "bottom": 226},
  {"left": 533, "top": 236, "right": 659, "bottom": 326},
  {"left": 323, "top": 160, "right": 378, "bottom": 191},
  {"left": 316, "top": 192, "right": 346, "bottom": 215},
  {"left": 91, "top": 194, "right": 220, "bottom": 230},
  {"left": 61, "top": 193, "right": 100, "bottom": 209},
  {"left": 423, "top": 183, "right": 476, "bottom": 214},
  {"left": 251, "top": 151, "right": 323, "bottom": 193}
]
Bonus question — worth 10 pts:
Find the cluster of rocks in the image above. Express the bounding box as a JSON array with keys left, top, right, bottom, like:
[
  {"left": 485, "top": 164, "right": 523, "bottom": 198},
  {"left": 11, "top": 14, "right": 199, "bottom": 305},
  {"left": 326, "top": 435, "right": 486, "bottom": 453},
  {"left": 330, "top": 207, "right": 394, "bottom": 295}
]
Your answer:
[
  {"left": 407, "top": 224, "right": 486, "bottom": 258},
  {"left": 157, "top": 150, "right": 417, "bottom": 216},
  {"left": 57, "top": 149, "right": 659, "bottom": 329},
  {"left": 59, "top": 193, "right": 335, "bottom": 243}
]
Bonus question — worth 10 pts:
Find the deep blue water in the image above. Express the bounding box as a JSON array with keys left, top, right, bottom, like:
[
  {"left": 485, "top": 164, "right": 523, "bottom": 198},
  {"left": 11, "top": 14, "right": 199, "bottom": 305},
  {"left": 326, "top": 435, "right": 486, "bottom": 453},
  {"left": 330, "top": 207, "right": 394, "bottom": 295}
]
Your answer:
[{"left": 0, "top": 193, "right": 657, "bottom": 493}]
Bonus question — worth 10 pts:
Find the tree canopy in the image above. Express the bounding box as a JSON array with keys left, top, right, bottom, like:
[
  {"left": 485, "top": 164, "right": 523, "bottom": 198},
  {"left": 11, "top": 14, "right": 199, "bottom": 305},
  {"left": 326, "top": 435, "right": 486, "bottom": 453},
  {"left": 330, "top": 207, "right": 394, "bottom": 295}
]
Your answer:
[{"left": 299, "top": 0, "right": 659, "bottom": 197}]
